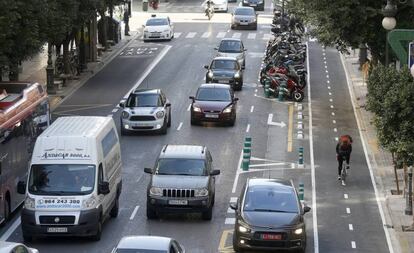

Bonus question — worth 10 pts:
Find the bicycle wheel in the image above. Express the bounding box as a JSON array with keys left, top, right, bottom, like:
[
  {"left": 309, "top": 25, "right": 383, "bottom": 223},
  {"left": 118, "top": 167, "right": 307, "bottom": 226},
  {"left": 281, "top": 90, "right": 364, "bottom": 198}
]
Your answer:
[{"left": 341, "top": 164, "right": 347, "bottom": 184}]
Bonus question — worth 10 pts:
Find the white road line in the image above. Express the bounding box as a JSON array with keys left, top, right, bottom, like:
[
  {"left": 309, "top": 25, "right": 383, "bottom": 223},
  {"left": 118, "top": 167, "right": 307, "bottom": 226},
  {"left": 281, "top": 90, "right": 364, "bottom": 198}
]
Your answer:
[
  {"left": 187, "top": 104, "right": 191, "bottom": 111},
  {"left": 329, "top": 98, "right": 333, "bottom": 102},
  {"left": 232, "top": 32, "right": 241, "bottom": 39},
  {"left": 331, "top": 112, "right": 335, "bottom": 116},
  {"left": 324, "top": 61, "right": 327, "bottom": 64},
  {"left": 327, "top": 80, "right": 330, "bottom": 84},
  {"left": 349, "top": 224, "right": 354, "bottom": 231},
  {"left": 328, "top": 86, "right": 331, "bottom": 89},
  {"left": 248, "top": 33, "right": 256, "bottom": 39},
  {"left": 330, "top": 105, "right": 334, "bottom": 109},
  {"left": 306, "top": 41, "right": 320, "bottom": 253},
  {"left": 246, "top": 124, "right": 250, "bottom": 133},
  {"left": 351, "top": 241, "right": 356, "bottom": 248},
  {"left": 0, "top": 217, "right": 21, "bottom": 240},
  {"left": 334, "top": 128, "right": 337, "bottom": 132},
  {"left": 217, "top": 32, "right": 226, "bottom": 38},
  {"left": 344, "top": 193, "right": 349, "bottom": 199},
  {"left": 333, "top": 120, "right": 336, "bottom": 124},
  {"left": 230, "top": 197, "right": 238, "bottom": 203},
  {"left": 326, "top": 74, "right": 329, "bottom": 79},
  {"left": 340, "top": 53, "right": 395, "bottom": 253},
  {"left": 325, "top": 70, "right": 328, "bottom": 73},
  {"left": 227, "top": 207, "right": 235, "bottom": 214},
  {"left": 201, "top": 32, "right": 211, "bottom": 38},
  {"left": 346, "top": 207, "right": 351, "bottom": 214},
  {"left": 107, "top": 114, "right": 113, "bottom": 117},
  {"left": 185, "top": 32, "right": 197, "bottom": 38},
  {"left": 225, "top": 218, "right": 236, "bottom": 225},
  {"left": 262, "top": 34, "right": 272, "bottom": 40},
  {"left": 250, "top": 106, "right": 254, "bottom": 113},
  {"left": 329, "top": 92, "right": 332, "bottom": 95},
  {"left": 112, "top": 108, "right": 118, "bottom": 113},
  {"left": 255, "top": 89, "right": 258, "bottom": 93},
  {"left": 232, "top": 149, "right": 244, "bottom": 193},
  {"left": 123, "top": 46, "right": 172, "bottom": 99},
  {"left": 174, "top": 32, "right": 182, "bottom": 38},
  {"left": 335, "top": 137, "right": 339, "bottom": 141},
  {"left": 177, "top": 122, "right": 183, "bottom": 131},
  {"left": 129, "top": 205, "right": 140, "bottom": 220}
]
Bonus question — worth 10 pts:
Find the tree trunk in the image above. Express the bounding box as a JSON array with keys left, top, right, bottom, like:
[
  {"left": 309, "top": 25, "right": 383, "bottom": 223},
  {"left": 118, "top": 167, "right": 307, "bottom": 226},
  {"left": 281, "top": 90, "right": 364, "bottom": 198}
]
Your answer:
[
  {"left": 404, "top": 161, "right": 408, "bottom": 198},
  {"left": 99, "top": 10, "right": 108, "bottom": 50},
  {"left": 392, "top": 152, "right": 400, "bottom": 194},
  {"left": 8, "top": 61, "right": 19, "bottom": 81},
  {"left": 62, "top": 38, "right": 71, "bottom": 75},
  {"left": 109, "top": 4, "right": 114, "bottom": 42}
]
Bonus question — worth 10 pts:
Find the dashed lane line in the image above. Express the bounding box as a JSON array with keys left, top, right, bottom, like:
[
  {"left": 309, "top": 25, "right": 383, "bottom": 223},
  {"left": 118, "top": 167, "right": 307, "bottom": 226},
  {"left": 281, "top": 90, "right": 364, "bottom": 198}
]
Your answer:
[
  {"left": 344, "top": 194, "right": 349, "bottom": 199},
  {"left": 177, "top": 122, "right": 183, "bottom": 131},
  {"left": 346, "top": 207, "right": 351, "bottom": 214},
  {"left": 250, "top": 105, "right": 254, "bottom": 113},
  {"left": 349, "top": 224, "right": 354, "bottom": 231},
  {"left": 351, "top": 241, "right": 356, "bottom": 249},
  {"left": 246, "top": 124, "right": 250, "bottom": 133},
  {"left": 187, "top": 104, "right": 191, "bottom": 111},
  {"left": 287, "top": 104, "right": 294, "bottom": 152},
  {"left": 129, "top": 205, "right": 140, "bottom": 220}
]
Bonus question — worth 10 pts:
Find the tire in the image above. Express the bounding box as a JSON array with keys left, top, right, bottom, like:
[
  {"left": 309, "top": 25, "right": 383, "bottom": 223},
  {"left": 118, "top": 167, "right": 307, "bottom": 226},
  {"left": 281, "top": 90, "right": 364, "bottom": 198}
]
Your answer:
[
  {"left": 167, "top": 110, "right": 171, "bottom": 127},
  {"left": 293, "top": 90, "right": 305, "bottom": 102},
  {"left": 202, "top": 207, "right": 213, "bottom": 220},
  {"left": 228, "top": 117, "right": 236, "bottom": 127},
  {"left": 3, "top": 198, "right": 10, "bottom": 222},
  {"left": 121, "top": 127, "right": 129, "bottom": 136},
  {"left": 233, "top": 233, "right": 243, "bottom": 252},
  {"left": 242, "top": 60, "right": 245, "bottom": 69},
  {"left": 211, "top": 194, "right": 215, "bottom": 206},
  {"left": 159, "top": 119, "right": 167, "bottom": 135},
  {"left": 146, "top": 205, "right": 157, "bottom": 219},
  {"left": 110, "top": 197, "right": 119, "bottom": 218},
  {"left": 91, "top": 219, "right": 102, "bottom": 241},
  {"left": 190, "top": 116, "right": 197, "bottom": 126}
]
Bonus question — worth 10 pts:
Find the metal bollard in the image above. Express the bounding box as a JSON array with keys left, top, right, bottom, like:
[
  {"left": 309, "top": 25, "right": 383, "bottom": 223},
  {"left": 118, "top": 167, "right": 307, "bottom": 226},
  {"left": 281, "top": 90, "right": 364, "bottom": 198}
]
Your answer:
[
  {"left": 405, "top": 166, "right": 413, "bottom": 215},
  {"left": 241, "top": 137, "right": 252, "bottom": 171},
  {"left": 298, "top": 182, "right": 304, "bottom": 201},
  {"left": 242, "top": 152, "right": 250, "bottom": 171},
  {"left": 298, "top": 147, "right": 304, "bottom": 167},
  {"left": 264, "top": 80, "right": 270, "bottom": 98},
  {"left": 278, "top": 81, "right": 287, "bottom": 101}
]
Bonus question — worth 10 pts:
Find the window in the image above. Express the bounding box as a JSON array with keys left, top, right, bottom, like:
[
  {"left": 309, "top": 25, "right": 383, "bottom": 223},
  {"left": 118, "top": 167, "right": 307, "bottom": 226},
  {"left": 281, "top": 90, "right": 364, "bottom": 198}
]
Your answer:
[
  {"left": 102, "top": 128, "right": 118, "bottom": 157},
  {"left": 243, "top": 185, "right": 299, "bottom": 213},
  {"left": 126, "top": 94, "right": 160, "bottom": 107},
  {"left": 156, "top": 158, "right": 206, "bottom": 176},
  {"left": 196, "top": 88, "right": 231, "bottom": 101}
]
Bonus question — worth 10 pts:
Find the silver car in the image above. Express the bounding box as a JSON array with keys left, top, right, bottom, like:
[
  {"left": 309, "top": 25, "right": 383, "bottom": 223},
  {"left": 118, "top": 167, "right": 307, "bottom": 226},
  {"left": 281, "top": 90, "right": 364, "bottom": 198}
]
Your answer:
[
  {"left": 0, "top": 242, "right": 39, "bottom": 253},
  {"left": 215, "top": 38, "right": 247, "bottom": 69},
  {"left": 120, "top": 89, "right": 171, "bottom": 135},
  {"left": 112, "top": 236, "right": 185, "bottom": 253},
  {"left": 231, "top": 6, "right": 258, "bottom": 30}
]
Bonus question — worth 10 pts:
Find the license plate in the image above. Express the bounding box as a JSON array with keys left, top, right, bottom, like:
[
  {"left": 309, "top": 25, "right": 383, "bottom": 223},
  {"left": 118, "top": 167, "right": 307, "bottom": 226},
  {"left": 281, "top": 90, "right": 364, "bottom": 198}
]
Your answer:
[
  {"left": 47, "top": 227, "right": 68, "bottom": 233},
  {"left": 134, "top": 123, "right": 150, "bottom": 127},
  {"left": 250, "top": 4, "right": 257, "bottom": 6},
  {"left": 169, "top": 200, "right": 188, "bottom": 205},
  {"left": 240, "top": 22, "right": 249, "bottom": 25},
  {"left": 205, "top": 114, "right": 219, "bottom": 118},
  {"left": 218, "top": 80, "right": 229, "bottom": 83},
  {"left": 261, "top": 234, "right": 282, "bottom": 240}
]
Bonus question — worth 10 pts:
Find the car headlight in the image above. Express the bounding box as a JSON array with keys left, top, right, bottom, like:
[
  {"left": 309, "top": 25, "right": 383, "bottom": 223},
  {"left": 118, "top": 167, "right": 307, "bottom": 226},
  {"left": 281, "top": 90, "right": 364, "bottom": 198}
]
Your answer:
[
  {"left": 208, "top": 71, "right": 213, "bottom": 78},
  {"left": 24, "top": 197, "right": 35, "bottom": 210},
  {"left": 122, "top": 111, "right": 129, "bottom": 119},
  {"left": 223, "top": 106, "right": 232, "bottom": 113},
  {"left": 193, "top": 105, "right": 201, "bottom": 112},
  {"left": 194, "top": 188, "right": 209, "bottom": 197},
  {"left": 82, "top": 195, "right": 98, "bottom": 209},
  {"left": 237, "top": 221, "right": 251, "bottom": 233},
  {"left": 156, "top": 111, "right": 165, "bottom": 119},
  {"left": 243, "top": 0, "right": 248, "bottom": 3},
  {"left": 149, "top": 187, "right": 163, "bottom": 196},
  {"left": 234, "top": 72, "right": 240, "bottom": 78},
  {"left": 294, "top": 228, "right": 303, "bottom": 235}
]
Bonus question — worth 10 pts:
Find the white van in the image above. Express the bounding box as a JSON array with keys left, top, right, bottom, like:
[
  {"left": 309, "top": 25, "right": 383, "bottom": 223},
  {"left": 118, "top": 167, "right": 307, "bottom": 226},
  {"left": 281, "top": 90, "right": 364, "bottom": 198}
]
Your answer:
[{"left": 18, "top": 116, "right": 122, "bottom": 242}]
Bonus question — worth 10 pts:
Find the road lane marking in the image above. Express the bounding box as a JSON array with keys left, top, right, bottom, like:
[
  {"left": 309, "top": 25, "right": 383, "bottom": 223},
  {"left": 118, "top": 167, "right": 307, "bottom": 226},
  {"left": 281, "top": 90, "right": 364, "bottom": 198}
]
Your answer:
[
  {"left": 330, "top": 105, "right": 334, "bottom": 109},
  {"left": 331, "top": 112, "right": 335, "bottom": 116},
  {"left": 335, "top": 137, "right": 339, "bottom": 141},
  {"left": 227, "top": 207, "right": 235, "bottom": 214},
  {"left": 351, "top": 241, "right": 356, "bottom": 248},
  {"left": 231, "top": 149, "right": 244, "bottom": 193},
  {"left": 230, "top": 197, "right": 238, "bottom": 203},
  {"left": 329, "top": 92, "right": 332, "bottom": 95},
  {"left": 129, "top": 205, "right": 140, "bottom": 220},
  {"left": 346, "top": 207, "right": 351, "bottom": 214},
  {"left": 201, "top": 32, "right": 211, "bottom": 38},
  {"left": 217, "top": 32, "right": 226, "bottom": 38},
  {"left": 112, "top": 108, "right": 118, "bottom": 113},
  {"left": 177, "top": 122, "right": 183, "bottom": 131},
  {"left": 327, "top": 80, "right": 330, "bottom": 84},
  {"left": 340, "top": 53, "right": 394, "bottom": 253},
  {"left": 344, "top": 194, "right": 349, "bottom": 199},
  {"left": 232, "top": 33, "right": 241, "bottom": 39},
  {"left": 248, "top": 33, "right": 256, "bottom": 39},
  {"left": 326, "top": 74, "right": 329, "bottom": 79},
  {"left": 328, "top": 86, "right": 331, "bottom": 89},
  {"left": 0, "top": 217, "right": 21, "bottom": 240},
  {"left": 325, "top": 70, "right": 328, "bottom": 73},
  {"left": 250, "top": 106, "right": 254, "bottom": 113},
  {"left": 333, "top": 120, "right": 336, "bottom": 124},
  {"left": 287, "top": 104, "right": 294, "bottom": 152},
  {"left": 267, "top": 113, "right": 286, "bottom": 127},
  {"left": 225, "top": 218, "right": 235, "bottom": 224},
  {"left": 187, "top": 104, "right": 191, "bottom": 111},
  {"left": 174, "top": 32, "right": 182, "bottom": 38},
  {"left": 246, "top": 124, "right": 250, "bottom": 133},
  {"left": 349, "top": 224, "right": 354, "bottom": 231},
  {"left": 333, "top": 128, "right": 337, "bottom": 132},
  {"left": 185, "top": 32, "right": 197, "bottom": 38},
  {"left": 329, "top": 98, "right": 333, "bottom": 102},
  {"left": 218, "top": 230, "right": 233, "bottom": 252},
  {"left": 123, "top": 46, "right": 172, "bottom": 99},
  {"left": 306, "top": 41, "right": 320, "bottom": 253},
  {"left": 262, "top": 34, "right": 272, "bottom": 40}
]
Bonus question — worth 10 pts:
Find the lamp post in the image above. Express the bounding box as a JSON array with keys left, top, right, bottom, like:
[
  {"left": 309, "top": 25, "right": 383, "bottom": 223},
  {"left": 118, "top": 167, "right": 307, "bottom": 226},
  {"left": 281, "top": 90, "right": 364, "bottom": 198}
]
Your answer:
[
  {"left": 46, "top": 43, "right": 55, "bottom": 94},
  {"left": 382, "top": 0, "right": 397, "bottom": 66}
]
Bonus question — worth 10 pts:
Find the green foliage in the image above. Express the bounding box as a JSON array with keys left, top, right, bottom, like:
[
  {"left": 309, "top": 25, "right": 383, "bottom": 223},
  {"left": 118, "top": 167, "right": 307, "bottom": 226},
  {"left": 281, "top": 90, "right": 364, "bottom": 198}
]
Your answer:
[{"left": 366, "top": 66, "right": 414, "bottom": 165}]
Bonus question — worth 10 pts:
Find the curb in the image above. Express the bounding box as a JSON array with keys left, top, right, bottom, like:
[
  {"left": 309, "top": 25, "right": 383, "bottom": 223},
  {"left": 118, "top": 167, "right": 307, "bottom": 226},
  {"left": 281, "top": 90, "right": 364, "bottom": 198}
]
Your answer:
[{"left": 49, "top": 31, "right": 141, "bottom": 112}]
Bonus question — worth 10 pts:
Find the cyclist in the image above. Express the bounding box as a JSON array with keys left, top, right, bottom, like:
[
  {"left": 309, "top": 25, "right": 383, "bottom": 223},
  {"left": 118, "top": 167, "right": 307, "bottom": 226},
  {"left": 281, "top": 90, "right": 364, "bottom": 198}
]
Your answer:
[
  {"left": 203, "top": 0, "right": 214, "bottom": 17},
  {"left": 336, "top": 134, "right": 353, "bottom": 180}
]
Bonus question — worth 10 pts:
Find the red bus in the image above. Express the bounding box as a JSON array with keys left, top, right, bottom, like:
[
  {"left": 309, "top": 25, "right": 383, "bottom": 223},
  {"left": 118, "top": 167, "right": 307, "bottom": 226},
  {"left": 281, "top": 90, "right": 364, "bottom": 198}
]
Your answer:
[{"left": 0, "top": 82, "right": 50, "bottom": 224}]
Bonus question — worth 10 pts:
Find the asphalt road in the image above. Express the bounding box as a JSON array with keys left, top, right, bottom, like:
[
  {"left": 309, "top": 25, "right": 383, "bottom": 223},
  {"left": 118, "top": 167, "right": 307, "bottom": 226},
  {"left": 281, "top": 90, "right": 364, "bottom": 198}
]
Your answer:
[{"left": 0, "top": 1, "right": 391, "bottom": 253}]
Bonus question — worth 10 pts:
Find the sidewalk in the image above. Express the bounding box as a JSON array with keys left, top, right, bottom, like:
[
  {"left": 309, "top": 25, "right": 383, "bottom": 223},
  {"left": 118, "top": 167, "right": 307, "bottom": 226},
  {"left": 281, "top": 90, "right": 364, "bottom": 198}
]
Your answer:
[{"left": 341, "top": 51, "right": 414, "bottom": 253}]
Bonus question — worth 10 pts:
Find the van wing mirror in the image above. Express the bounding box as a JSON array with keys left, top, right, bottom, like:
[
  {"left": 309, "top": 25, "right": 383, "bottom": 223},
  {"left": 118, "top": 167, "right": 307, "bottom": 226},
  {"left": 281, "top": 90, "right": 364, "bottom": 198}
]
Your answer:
[
  {"left": 119, "top": 102, "right": 125, "bottom": 108},
  {"left": 144, "top": 168, "right": 153, "bottom": 174},
  {"left": 303, "top": 206, "right": 311, "bottom": 213},
  {"left": 98, "top": 181, "right": 110, "bottom": 195},
  {"left": 17, "top": 181, "right": 26, "bottom": 194},
  {"left": 210, "top": 169, "right": 220, "bottom": 176},
  {"left": 204, "top": 65, "right": 209, "bottom": 69},
  {"left": 230, "top": 203, "right": 237, "bottom": 210}
]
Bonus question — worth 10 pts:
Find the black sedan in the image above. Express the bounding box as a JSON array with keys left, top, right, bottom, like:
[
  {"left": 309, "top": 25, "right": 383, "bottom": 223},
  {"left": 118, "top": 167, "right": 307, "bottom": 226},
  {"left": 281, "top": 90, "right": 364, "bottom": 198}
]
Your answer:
[
  {"left": 205, "top": 57, "right": 243, "bottom": 91},
  {"left": 230, "top": 178, "right": 311, "bottom": 253}
]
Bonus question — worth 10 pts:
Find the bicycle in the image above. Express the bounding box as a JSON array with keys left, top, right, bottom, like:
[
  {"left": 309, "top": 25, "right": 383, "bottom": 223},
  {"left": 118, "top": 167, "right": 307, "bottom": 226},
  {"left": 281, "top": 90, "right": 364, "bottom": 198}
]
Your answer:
[{"left": 340, "top": 155, "right": 348, "bottom": 186}]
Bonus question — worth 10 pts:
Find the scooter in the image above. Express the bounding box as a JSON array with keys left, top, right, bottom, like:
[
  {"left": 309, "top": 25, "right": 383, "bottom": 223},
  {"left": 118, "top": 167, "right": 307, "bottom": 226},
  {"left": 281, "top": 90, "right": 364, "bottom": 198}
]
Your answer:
[{"left": 205, "top": 5, "right": 214, "bottom": 20}]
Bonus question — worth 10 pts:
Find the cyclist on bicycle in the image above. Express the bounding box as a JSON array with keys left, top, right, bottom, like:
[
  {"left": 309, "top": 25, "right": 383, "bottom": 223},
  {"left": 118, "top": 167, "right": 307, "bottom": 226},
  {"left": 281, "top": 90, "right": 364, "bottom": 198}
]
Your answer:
[
  {"left": 336, "top": 134, "right": 353, "bottom": 180},
  {"left": 203, "top": 0, "right": 214, "bottom": 16}
]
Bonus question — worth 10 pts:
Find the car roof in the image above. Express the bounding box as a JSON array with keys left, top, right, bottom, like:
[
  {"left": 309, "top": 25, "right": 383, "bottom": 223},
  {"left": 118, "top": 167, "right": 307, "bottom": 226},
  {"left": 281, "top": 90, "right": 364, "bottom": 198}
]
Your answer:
[
  {"left": 247, "top": 178, "right": 294, "bottom": 189},
  {"left": 148, "top": 15, "right": 169, "bottom": 20},
  {"left": 198, "top": 83, "right": 231, "bottom": 89},
  {"left": 116, "top": 236, "right": 172, "bottom": 250},
  {"left": 132, "top": 88, "right": 161, "bottom": 95},
  {"left": 212, "top": 56, "right": 238, "bottom": 61},
  {"left": 234, "top": 6, "right": 255, "bottom": 11},
  {"left": 159, "top": 144, "right": 207, "bottom": 159},
  {"left": 220, "top": 38, "right": 242, "bottom": 43}
]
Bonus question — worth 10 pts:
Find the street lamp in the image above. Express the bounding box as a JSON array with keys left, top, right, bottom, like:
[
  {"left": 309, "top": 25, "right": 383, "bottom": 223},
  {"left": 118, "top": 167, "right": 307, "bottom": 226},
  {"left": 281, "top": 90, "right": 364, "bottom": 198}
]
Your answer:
[{"left": 382, "top": 0, "right": 398, "bottom": 66}]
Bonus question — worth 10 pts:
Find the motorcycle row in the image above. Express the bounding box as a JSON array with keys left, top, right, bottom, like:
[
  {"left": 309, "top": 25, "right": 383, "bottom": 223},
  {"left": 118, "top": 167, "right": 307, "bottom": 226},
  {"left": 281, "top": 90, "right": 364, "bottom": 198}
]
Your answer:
[{"left": 259, "top": 11, "right": 307, "bottom": 102}]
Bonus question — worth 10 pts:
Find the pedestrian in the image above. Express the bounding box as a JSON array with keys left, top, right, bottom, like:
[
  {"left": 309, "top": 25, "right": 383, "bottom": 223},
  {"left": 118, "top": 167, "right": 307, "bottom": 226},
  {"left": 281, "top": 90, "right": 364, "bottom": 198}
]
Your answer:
[{"left": 124, "top": 8, "right": 130, "bottom": 36}]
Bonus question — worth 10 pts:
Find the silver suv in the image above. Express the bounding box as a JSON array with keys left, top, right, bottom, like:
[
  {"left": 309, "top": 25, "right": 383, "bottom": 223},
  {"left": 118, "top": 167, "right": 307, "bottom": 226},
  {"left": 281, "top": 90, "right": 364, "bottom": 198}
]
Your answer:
[
  {"left": 144, "top": 145, "right": 220, "bottom": 220},
  {"left": 120, "top": 89, "right": 171, "bottom": 135}
]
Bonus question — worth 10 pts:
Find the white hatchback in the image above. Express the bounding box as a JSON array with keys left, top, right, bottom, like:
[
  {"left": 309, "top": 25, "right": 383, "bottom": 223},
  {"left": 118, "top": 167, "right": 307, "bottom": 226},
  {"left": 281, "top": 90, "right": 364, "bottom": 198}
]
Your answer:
[
  {"left": 212, "top": 0, "right": 228, "bottom": 12},
  {"left": 143, "top": 15, "right": 174, "bottom": 41}
]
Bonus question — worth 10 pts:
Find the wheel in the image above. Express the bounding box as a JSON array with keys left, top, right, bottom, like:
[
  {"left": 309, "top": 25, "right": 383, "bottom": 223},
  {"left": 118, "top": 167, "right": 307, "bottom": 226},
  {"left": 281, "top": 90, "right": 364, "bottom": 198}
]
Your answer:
[
  {"left": 146, "top": 205, "right": 157, "bottom": 219},
  {"left": 190, "top": 115, "right": 197, "bottom": 126},
  {"left": 242, "top": 60, "right": 245, "bottom": 69},
  {"left": 211, "top": 194, "right": 215, "bottom": 206},
  {"left": 292, "top": 90, "right": 305, "bottom": 102},
  {"left": 202, "top": 207, "right": 213, "bottom": 220},
  {"left": 159, "top": 119, "right": 167, "bottom": 135},
  {"left": 91, "top": 219, "right": 102, "bottom": 241},
  {"left": 237, "top": 80, "right": 243, "bottom": 91},
  {"left": 233, "top": 233, "right": 243, "bottom": 252},
  {"left": 167, "top": 110, "right": 171, "bottom": 127},
  {"left": 110, "top": 197, "right": 119, "bottom": 218},
  {"left": 228, "top": 116, "right": 236, "bottom": 127}
]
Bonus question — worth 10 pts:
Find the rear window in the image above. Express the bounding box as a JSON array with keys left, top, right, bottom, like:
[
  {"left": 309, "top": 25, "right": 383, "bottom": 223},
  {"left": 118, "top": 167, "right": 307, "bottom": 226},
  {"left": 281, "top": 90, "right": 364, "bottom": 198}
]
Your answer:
[
  {"left": 196, "top": 88, "right": 231, "bottom": 101},
  {"left": 218, "top": 40, "right": 242, "bottom": 53},
  {"left": 243, "top": 185, "right": 299, "bottom": 213},
  {"left": 234, "top": 8, "right": 254, "bottom": 16}
]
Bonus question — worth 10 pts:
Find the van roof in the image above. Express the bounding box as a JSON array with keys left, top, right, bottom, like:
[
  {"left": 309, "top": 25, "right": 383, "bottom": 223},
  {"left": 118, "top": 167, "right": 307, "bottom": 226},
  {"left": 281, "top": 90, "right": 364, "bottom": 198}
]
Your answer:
[{"left": 41, "top": 116, "right": 112, "bottom": 138}]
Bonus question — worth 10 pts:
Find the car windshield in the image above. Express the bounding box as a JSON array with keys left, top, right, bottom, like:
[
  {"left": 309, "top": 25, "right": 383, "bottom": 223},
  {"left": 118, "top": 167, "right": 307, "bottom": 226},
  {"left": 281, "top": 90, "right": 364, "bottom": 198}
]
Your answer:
[
  {"left": 126, "top": 94, "right": 160, "bottom": 107},
  {"left": 116, "top": 250, "right": 167, "bottom": 253},
  {"left": 212, "top": 60, "right": 237, "bottom": 70},
  {"left": 156, "top": 158, "right": 206, "bottom": 176},
  {"left": 243, "top": 185, "right": 299, "bottom": 213},
  {"left": 218, "top": 41, "right": 242, "bottom": 53},
  {"left": 235, "top": 8, "right": 254, "bottom": 16},
  {"left": 28, "top": 164, "right": 96, "bottom": 195},
  {"left": 196, "top": 88, "right": 231, "bottom": 101},
  {"left": 146, "top": 18, "right": 168, "bottom": 26}
]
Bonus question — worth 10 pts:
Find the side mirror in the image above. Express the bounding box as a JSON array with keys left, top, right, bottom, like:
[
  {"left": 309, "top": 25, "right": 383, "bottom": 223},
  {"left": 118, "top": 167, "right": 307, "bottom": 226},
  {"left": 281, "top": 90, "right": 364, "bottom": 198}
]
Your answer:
[
  {"left": 17, "top": 181, "right": 26, "bottom": 194},
  {"left": 144, "top": 167, "right": 153, "bottom": 174},
  {"left": 304, "top": 206, "right": 311, "bottom": 213},
  {"left": 210, "top": 169, "right": 220, "bottom": 176},
  {"left": 189, "top": 96, "right": 195, "bottom": 100},
  {"left": 244, "top": 49, "right": 247, "bottom": 51},
  {"left": 204, "top": 65, "right": 209, "bottom": 69},
  {"left": 119, "top": 102, "right": 125, "bottom": 108},
  {"left": 233, "top": 97, "right": 239, "bottom": 102},
  {"left": 165, "top": 102, "right": 171, "bottom": 107},
  {"left": 214, "top": 47, "right": 218, "bottom": 50},
  {"left": 98, "top": 181, "right": 110, "bottom": 195},
  {"left": 230, "top": 203, "right": 238, "bottom": 210}
]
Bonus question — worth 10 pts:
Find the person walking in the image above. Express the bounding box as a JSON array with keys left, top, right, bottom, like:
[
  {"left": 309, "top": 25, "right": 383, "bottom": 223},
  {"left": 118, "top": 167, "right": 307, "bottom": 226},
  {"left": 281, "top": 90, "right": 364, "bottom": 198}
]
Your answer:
[{"left": 123, "top": 8, "right": 130, "bottom": 36}]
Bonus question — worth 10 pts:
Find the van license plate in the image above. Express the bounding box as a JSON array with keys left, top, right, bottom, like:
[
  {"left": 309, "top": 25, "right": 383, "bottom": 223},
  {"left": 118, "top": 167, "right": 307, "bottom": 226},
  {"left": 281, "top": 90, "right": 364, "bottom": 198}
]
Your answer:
[
  {"left": 169, "top": 200, "right": 188, "bottom": 205},
  {"left": 205, "top": 114, "right": 219, "bottom": 118},
  {"left": 47, "top": 227, "right": 68, "bottom": 233}
]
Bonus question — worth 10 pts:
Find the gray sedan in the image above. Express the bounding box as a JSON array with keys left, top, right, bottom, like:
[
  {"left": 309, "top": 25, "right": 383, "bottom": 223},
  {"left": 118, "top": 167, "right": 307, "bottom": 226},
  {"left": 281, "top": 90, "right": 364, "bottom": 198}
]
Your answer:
[
  {"left": 231, "top": 6, "right": 257, "bottom": 30},
  {"left": 112, "top": 236, "right": 185, "bottom": 253}
]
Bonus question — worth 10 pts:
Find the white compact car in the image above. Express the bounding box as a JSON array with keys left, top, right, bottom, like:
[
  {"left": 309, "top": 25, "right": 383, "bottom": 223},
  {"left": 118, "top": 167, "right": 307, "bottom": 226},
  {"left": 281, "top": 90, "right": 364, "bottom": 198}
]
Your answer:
[
  {"left": 143, "top": 15, "right": 174, "bottom": 41},
  {"left": 212, "top": 0, "right": 228, "bottom": 12},
  {"left": 0, "top": 242, "right": 39, "bottom": 253},
  {"left": 112, "top": 236, "right": 185, "bottom": 253}
]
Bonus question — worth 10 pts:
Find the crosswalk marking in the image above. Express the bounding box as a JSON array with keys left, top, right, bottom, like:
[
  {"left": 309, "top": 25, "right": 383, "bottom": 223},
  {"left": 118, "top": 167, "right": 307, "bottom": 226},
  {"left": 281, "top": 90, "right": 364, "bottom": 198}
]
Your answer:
[
  {"left": 232, "top": 33, "right": 241, "bottom": 39},
  {"left": 248, "top": 33, "right": 256, "bottom": 39},
  {"left": 201, "top": 32, "right": 211, "bottom": 38},
  {"left": 217, "top": 32, "right": 226, "bottom": 38},
  {"left": 186, "top": 32, "right": 197, "bottom": 38},
  {"left": 225, "top": 218, "right": 236, "bottom": 225},
  {"left": 230, "top": 197, "right": 238, "bottom": 203},
  {"left": 262, "top": 34, "right": 272, "bottom": 40},
  {"left": 174, "top": 32, "right": 182, "bottom": 38},
  {"left": 227, "top": 207, "right": 235, "bottom": 214}
]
